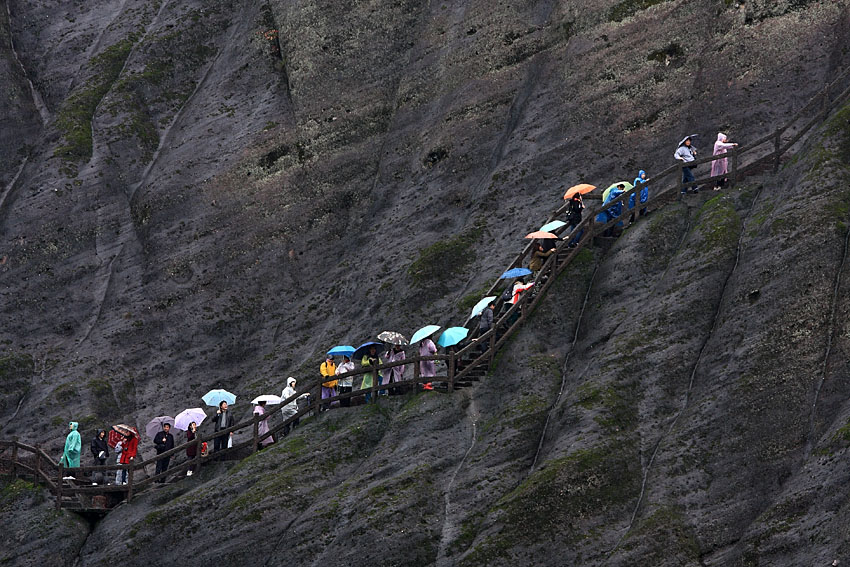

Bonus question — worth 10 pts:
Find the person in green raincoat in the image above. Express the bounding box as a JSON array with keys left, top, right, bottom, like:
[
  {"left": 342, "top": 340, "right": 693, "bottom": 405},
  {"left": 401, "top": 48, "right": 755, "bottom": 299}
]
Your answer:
[
  {"left": 61, "top": 421, "right": 82, "bottom": 470},
  {"left": 360, "top": 345, "right": 382, "bottom": 403}
]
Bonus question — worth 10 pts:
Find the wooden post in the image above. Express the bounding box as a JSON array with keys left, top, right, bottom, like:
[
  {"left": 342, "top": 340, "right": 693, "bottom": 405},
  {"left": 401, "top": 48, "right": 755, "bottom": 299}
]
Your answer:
[
  {"left": 194, "top": 435, "right": 202, "bottom": 474},
  {"left": 373, "top": 368, "right": 380, "bottom": 402},
  {"left": 413, "top": 358, "right": 420, "bottom": 386},
  {"left": 56, "top": 463, "right": 63, "bottom": 510},
  {"left": 127, "top": 464, "right": 134, "bottom": 502},
  {"left": 729, "top": 149, "right": 738, "bottom": 188},
  {"left": 448, "top": 348, "right": 456, "bottom": 393},
  {"left": 252, "top": 414, "right": 259, "bottom": 454},
  {"left": 773, "top": 130, "right": 781, "bottom": 173}
]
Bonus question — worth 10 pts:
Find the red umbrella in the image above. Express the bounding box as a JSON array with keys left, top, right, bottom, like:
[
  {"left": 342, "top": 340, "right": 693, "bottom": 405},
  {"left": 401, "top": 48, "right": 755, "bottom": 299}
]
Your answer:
[
  {"left": 563, "top": 183, "right": 596, "bottom": 200},
  {"left": 108, "top": 424, "right": 138, "bottom": 448}
]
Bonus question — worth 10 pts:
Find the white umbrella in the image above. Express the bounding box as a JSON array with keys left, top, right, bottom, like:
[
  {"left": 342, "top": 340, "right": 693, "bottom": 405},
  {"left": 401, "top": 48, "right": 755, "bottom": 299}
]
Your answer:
[
  {"left": 470, "top": 296, "right": 497, "bottom": 318},
  {"left": 251, "top": 394, "right": 283, "bottom": 405},
  {"left": 174, "top": 408, "right": 207, "bottom": 431}
]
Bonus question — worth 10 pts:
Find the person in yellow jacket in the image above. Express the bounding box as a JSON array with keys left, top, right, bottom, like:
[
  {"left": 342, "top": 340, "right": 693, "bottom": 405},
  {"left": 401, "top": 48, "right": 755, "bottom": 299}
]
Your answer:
[
  {"left": 320, "top": 355, "right": 337, "bottom": 411},
  {"left": 360, "top": 345, "right": 382, "bottom": 403}
]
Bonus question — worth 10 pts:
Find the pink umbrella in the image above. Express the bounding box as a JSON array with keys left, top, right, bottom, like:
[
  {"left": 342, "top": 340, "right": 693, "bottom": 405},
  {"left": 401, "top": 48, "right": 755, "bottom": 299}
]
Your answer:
[{"left": 174, "top": 408, "right": 208, "bottom": 431}]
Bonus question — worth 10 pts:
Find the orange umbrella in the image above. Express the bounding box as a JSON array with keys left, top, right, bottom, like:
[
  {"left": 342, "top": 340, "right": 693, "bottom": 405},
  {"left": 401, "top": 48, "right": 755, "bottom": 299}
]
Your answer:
[
  {"left": 525, "top": 231, "right": 559, "bottom": 239},
  {"left": 563, "top": 183, "right": 596, "bottom": 200}
]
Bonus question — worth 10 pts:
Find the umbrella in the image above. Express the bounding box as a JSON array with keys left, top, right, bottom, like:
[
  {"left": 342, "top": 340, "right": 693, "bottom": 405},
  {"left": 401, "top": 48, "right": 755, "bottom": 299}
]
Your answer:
[
  {"left": 539, "top": 220, "right": 567, "bottom": 232},
  {"left": 563, "top": 183, "right": 596, "bottom": 200},
  {"left": 108, "top": 425, "right": 138, "bottom": 448},
  {"left": 437, "top": 327, "right": 469, "bottom": 347},
  {"left": 411, "top": 325, "right": 441, "bottom": 344},
  {"left": 327, "top": 345, "right": 356, "bottom": 357},
  {"left": 678, "top": 134, "right": 699, "bottom": 146},
  {"left": 525, "top": 231, "right": 559, "bottom": 239},
  {"left": 202, "top": 389, "right": 237, "bottom": 407},
  {"left": 500, "top": 267, "right": 533, "bottom": 279},
  {"left": 470, "top": 296, "right": 496, "bottom": 318},
  {"left": 602, "top": 181, "right": 634, "bottom": 201},
  {"left": 353, "top": 341, "right": 383, "bottom": 360},
  {"left": 251, "top": 394, "right": 283, "bottom": 405},
  {"left": 377, "top": 331, "right": 408, "bottom": 346},
  {"left": 145, "top": 416, "right": 175, "bottom": 440},
  {"left": 174, "top": 408, "right": 207, "bottom": 431}
]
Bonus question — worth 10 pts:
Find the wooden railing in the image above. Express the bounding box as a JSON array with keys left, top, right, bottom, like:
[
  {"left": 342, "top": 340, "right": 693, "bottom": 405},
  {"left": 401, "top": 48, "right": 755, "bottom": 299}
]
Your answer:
[{"left": 3, "top": 65, "right": 849, "bottom": 513}]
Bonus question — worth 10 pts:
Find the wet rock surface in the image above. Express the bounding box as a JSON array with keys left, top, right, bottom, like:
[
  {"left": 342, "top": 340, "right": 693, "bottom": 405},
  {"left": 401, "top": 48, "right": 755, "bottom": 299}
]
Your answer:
[{"left": 1, "top": 0, "right": 850, "bottom": 565}]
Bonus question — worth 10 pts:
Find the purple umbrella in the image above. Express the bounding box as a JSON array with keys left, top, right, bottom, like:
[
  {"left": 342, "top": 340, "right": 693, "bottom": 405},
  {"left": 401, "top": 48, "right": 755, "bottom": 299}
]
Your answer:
[
  {"left": 174, "top": 408, "right": 207, "bottom": 431},
  {"left": 145, "top": 416, "right": 175, "bottom": 439}
]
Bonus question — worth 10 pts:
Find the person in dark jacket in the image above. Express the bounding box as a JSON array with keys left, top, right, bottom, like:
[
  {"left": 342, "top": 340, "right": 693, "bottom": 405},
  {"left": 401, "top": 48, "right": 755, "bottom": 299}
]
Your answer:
[
  {"left": 212, "top": 401, "right": 235, "bottom": 452},
  {"left": 154, "top": 423, "right": 175, "bottom": 482},
  {"left": 529, "top": 243, "right": 555, "bottom": 275},
  {"left": 566, "top": 194, "right": 585, "bottom": 247},
  {"left": 90, "top": 429, "right": 109, "bottom": 485},
  {"left": 185, "top": 422, "right": 198, "bottom": 476},
  {"left": 478, "top": 302, "right": 495, "bottom": 353}
]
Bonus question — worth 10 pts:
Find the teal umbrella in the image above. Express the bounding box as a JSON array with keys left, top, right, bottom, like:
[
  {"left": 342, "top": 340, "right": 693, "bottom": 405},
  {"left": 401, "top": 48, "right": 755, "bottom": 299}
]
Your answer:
[
  {"left": 470, "top": 296, "right": 496, "bottom": 318},
  {"left": 327, "top": 345, "right": 356, "bottom": 357},
  {"left": 539, "top": 220, "right": 567, "bottom": 232},
  {"left": 437, "top": 327, "right": 469, "bottom": 347},
  {"left": 202, "top": 389, "right": 237, "bottom": 407},
  {"left": 411, "top": 325, "right": 441, "bottom": 344}
]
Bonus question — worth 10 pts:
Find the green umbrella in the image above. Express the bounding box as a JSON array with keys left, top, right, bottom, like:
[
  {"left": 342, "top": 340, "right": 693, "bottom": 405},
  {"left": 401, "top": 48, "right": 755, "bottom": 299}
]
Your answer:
[{"left": 602, "top": 181, "right": 634, "bottom": 201}]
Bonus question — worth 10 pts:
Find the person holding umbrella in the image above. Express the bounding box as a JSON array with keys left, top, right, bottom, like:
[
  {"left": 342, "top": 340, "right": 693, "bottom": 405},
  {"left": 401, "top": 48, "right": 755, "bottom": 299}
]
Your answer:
[
  {"left": 253, "top": 401, "right": 275, "bottom": 448},
  {"left": 566, "top": 193, "right": 585, "bottom": 247},
  {"left": 186, "top": 422, "right": 198, "bottom": 476},
  {"left": 119, "top": 431, "right": 138, "bottom": 484},
  {"left": 361, "top": 345, "right": 382, "bottom": 402},
  {"left": 89, "top": 430, "right": 109, "bottom": 485},
  {"left": 478, "top": 302, "right": 495, "bottom": 353},
  {"left": 336, "top": 355, "right": 355, "bottom": 407},
  {"left": 320, "top": 354, "right": 337, "bottom": 411},
  {"left": 383, "top": 344, "right": 406, "bottom": 396},
  {"left": 153, "top": 423, "right": 175, "bottom": 482},
  {"left": 674, "top": 135, "right": 699, "bottom": 193},
  {"left": 212, "top": 401, "right": 235, "bottom": 452},
  {"left": 419, "top": 337, "right": 437, "bottom": 391},
  {"left": 60, "top": 422, "right": 81, "bottom": 478}
]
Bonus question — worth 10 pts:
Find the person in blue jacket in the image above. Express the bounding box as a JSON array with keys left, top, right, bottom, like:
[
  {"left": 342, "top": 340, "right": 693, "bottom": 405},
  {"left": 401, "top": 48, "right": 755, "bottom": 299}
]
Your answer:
[
  {"left": 631, "top": 170, "right": 649, "bottom": 219},
  {"left": 596, "top": 184, "right": 625, "bottom": 236}
]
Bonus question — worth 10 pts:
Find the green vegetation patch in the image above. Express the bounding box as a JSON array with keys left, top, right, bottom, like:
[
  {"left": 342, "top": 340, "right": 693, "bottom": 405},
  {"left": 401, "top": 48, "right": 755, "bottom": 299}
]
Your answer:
[
  {"left": 408, "top": 220, "right": 486, "bottom": 290},
  {"left": 0, "top": 479, "right": 43, "bottom": 510},
  {"left": 55, "top": 35, "right": 138, "bottom": 160},
  {"left": 620, "top": 505, "right": 700, "bottom": 561},
  {"left": 462, "top": 441, "right": 640, "bottom": 565},
  {"left": 575, "top": 382, "right": 639, "bottom": 433},
  {"left": 610, "top": 0, "right": 667, "bottom": 22},
  {"left": 696, "top": 195, "right": 741, "bottom": 254}
]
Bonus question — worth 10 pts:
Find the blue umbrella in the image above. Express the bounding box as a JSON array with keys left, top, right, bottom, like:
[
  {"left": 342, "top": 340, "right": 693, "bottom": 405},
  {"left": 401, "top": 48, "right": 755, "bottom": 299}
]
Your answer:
[
  {"left": 202, "top": 389, "right": 237, "bottom": 407},
  {"left": 327, "top": 345, "right": 356, "bottom": 357},
  {"left": 353, "top": 341, "right": 383, "bottom": 360},
  {"left": 539, "top": 220, "right": 567, "bottom": 232},
  {"left": 470, "top": 296, "right": 496, "bottom": 318},
  {"left": 438, "top": 327, "right": 469, "bottom": 347},
  {"left": 411, "top": 325, "right": 441, "bottom": 344},
  {"left": 500, "top": 267, "right": 532, "bottom": 279}
]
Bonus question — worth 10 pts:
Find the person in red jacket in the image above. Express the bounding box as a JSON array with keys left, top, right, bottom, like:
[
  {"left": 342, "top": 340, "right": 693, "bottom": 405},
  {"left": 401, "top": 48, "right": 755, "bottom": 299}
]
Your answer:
[{"left": 119, "top": 432, "right": 138, "bottom": 484}]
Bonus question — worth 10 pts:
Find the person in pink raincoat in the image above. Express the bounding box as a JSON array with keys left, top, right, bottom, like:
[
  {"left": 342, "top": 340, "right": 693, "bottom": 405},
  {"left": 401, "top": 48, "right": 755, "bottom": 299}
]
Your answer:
[
  {"left": 253, "top": 401, "right": 274, "bottom": 448},
  {"left": 710, "top": 132, "right": 739, "bottom": 190},
  {"left": 419, "top": 338, "right": 437, "bottom": 390},
  {"left": 383, "top": 345, "right": 406, "bottom": 395}
]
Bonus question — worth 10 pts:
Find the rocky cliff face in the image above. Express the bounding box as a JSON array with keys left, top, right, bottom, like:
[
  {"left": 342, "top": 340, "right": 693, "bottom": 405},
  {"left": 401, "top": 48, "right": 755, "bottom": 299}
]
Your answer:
[{"left": 1, "top": 0, "right": 850, "bottom": 565}]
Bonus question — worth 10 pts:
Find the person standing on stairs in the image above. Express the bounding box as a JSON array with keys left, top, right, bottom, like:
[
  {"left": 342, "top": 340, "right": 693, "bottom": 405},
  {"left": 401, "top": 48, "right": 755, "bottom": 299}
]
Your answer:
[
  {"left": 674, "top": 136, "right": 699, "bottom": 194},
  {"left": 90, "top": 429, "right": 109, "bottom": 485},
  {"left": 113, "top": 438, "right": 123, "bottom": 485},
  {"left": 478, "top": 302, "right": 495, "bottom": 353},
  {"left": 361, "top": 345, "right": 382, "bottom": 402},
  {"left": 253, "top": 401, "right": 274, "bottom": 449},
  {"left": 566, "top": 193, "right": 585, "bottom": 247},
  {"left": 383, "top": 344, "right": 406, "bottom": 395},
  {"left": 419, "top": 336, "right": 437, "bottom": 391},
  {"left": 529, "top": 243, "right": 555, "bottom": 277},
  {"left": 320, "top": 354, "right": 337, "bottom": 410},
  {"left": 185, "top": 422, "right": 198, "bottom": 476},
  {"left": 336, "top": 355, "right": 355, "bottom": 407},
  {"left": 633, "top": 170, "right": 649, "bottom": 218},
  {"left": 60, "top": 421, "right": 81, "bottom": 479},
  {"left": 710, "top": 133, "right": 738, "bottom": 190},
  {"left": 119, "top": 432, "right": 138, "bottom": 484},
  {"left": 212, "top": 401, "right": 235, "bottom": 452},
  {"left": 154, "top": 423, "right": 175, "bottom": 482},
  {"left": 280, "top": 377, "right": 300, "bottom": 435}
]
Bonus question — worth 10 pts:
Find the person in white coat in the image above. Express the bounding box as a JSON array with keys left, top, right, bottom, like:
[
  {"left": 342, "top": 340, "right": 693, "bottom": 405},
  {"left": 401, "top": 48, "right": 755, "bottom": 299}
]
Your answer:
[{"left": 281, "top": 377, "right": 300, "bottom": 436}]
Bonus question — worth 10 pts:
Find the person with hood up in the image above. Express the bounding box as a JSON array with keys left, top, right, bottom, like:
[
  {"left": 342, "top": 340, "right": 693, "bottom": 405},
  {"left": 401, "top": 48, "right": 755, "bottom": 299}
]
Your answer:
[
  {"left": 674, "top": 136, "right": 698, "bottom": 193},
  {"left": 90, "top": 429, "right": 109, "bottom": 485},
  {"left": 60, "top": 422, "right": 82, "bottom": 478},
  {"left": 185, "top": 422, "right": 198, "bottom": 476},
  {"left": 361, "top": 345, "right": 382, "bottom": 402},
  {"left": 566, "top": 194, "right": 585, "bottom": 247},
  {"left": 280, "top": 377, "right": 300, "bottom": 436},
  {"left": 529, "top": 243, "right": 555, "bottom": 275},
  {"left": 383, "top": 345, "right": 406, "bottom": 395},
  {"left": 595, "top": 184, "right": 625, "bottom": 236},
  {"left": 710, "top": 133, "right": 738, "bottom": 190},
  {"left": 630, "top": 170, "right": 649, "bottom": 221},
  {"left": 419, "top": 337, "right": 437, "bottom": 391},
  {"left": 335, "top": 355, "right": 355, "bottom": 407},
  {"left": 477, "top": 302, "right": 495, "bottom": 353},
  {"left": 119, "top": 432, "right": 138, "bottom": 484},
  {"left": 253, "top": 401, "right": 274, "bottom": 448},
  {"left": 320, "top": 354, "right": 337, "bottom": 411},
  {"left": 153, "top": 423, "right": 175, "bottom": 482}
]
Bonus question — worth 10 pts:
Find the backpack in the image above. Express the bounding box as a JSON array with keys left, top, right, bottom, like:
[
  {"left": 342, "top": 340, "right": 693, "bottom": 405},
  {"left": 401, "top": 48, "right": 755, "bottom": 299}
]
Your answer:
[{"left": 501, "top": 287, "right": 513, "bottom": 302}]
